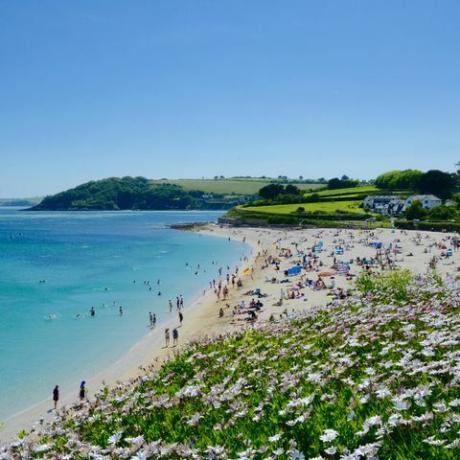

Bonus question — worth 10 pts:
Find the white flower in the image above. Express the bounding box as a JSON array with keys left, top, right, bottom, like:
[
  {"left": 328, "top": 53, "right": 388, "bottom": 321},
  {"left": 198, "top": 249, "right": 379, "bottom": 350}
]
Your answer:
[
  {"left": 320, "top": 429, "right": 339, "bottom": 443},
  {"left": 187, "top": 412, "right": 203, "bottom": 426},
  {"left": 131, "top": 450, "right": 148, "bottom": 460},
  {"left": 108, "top": 432, "right": 123, "bottom": 445},
  {"left": 308, "top": 373, "right": 322, "bottom": 383},
  {"left": 269, "top": 433, "right": 283, "bottom": 443},
  {"left": 126, "top": 435, "right": 144, "bottom": 445},
  {"left": 423, "top": 436, "right": 446, "bottom": 446},
  {"left": 291, "top": 450, "right": 305, "bottom": 460},
  {"left": 324, "top": 446, "right": 337, "bottom": 455},
  {"left": 33, "top": 444, "right": 51, "bottom": 453},
  {"left": 375, "top": 386, "right": 391, "bottom": 399}
]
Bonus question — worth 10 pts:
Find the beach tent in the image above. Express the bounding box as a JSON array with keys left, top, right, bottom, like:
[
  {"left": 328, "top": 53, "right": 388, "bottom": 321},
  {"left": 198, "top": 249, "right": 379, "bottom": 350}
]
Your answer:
[{"left": 287, "top": 265, "right": 301, "bottom": 276}]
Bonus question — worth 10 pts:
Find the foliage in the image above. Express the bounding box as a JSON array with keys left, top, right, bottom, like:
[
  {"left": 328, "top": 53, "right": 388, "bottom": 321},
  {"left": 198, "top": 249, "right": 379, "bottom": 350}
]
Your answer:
[
  {"left": 416, "top": 170, "right": 457, "bottom": 200},
  {"left": 327, "top": 177, "right": 359, "bottom": 189},
  {"left": 404, "top": 200, "right": 428, "bottom": 220},
  {"left": 428, "top": 205, "right": 457, "bottom": 221},
  {"left": 394, "top": 219, "right": 460, "bottom": 232},
  {"left": 258, "top": 184, "right": 301, "bottom": 201},
  {"left": 6, "top": 274, "right": 460, "bottom": 459},
  {"left": 375, "top": 169, "right": 457, "bottom": 199},
  {"left": 374, "top": 169, "right": 423, "bottom": 190},
  {"left": 31, "top": 177, "right": 236, "bottom": 211},
  {"left": 258, "top": 183, "right": 286, "bottom": 200},
  {"left": 355, "top": 269, "right": 413, "bottom": 302}
]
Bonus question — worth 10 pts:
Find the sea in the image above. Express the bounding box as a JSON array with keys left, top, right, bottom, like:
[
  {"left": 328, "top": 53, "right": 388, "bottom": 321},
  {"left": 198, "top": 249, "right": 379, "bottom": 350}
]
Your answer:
[{"left": 0, "top": 208, "right": 248, "bottom": 421}]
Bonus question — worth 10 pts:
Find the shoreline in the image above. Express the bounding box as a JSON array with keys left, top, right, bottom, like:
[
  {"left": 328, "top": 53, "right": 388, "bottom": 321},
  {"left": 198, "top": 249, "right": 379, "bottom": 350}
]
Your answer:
[
  {"left": 0, "top": 225, "right": 257, "bottom": 441},
  {"left": 1, "top": 224, "right": 458, "bottom": 442}
]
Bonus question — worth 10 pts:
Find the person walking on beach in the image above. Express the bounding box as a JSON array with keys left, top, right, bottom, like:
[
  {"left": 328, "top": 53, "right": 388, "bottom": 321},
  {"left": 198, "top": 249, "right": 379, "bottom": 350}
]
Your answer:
[
  {"left": 152, "top": 313, "right": 156, "bottom": 326},
  {"left": 79, "top": 381, "right": 86, "bottom": 401},
  {"left": 53, "top": 385, "right": 59, "bottom": 409},
  {"left": 172, "top": 328, "right": 179, "bottom": 346},
  {"left": 178, "top": 311, "right": 183, "bottom": 325},
  {"left": 164, "top": 328, "right": 170, "bottom": 347}
]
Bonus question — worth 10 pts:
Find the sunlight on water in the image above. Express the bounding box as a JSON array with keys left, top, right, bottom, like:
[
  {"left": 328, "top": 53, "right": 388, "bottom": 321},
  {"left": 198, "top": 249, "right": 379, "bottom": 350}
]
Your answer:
[{"left": 0, "top": 209, "right": 248, "bottom": 420}]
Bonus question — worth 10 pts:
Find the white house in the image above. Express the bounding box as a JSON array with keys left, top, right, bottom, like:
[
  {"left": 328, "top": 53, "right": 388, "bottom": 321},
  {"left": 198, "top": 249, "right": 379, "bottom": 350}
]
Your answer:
[
  {"left": 403, "top": 194, "right": 442, "bottom": 210},
  {"left": 363, "top": 196, "right": 405, "bottom": 215},
  {"left": 363, "top": 196, "right": 393, "bottom": 209}
]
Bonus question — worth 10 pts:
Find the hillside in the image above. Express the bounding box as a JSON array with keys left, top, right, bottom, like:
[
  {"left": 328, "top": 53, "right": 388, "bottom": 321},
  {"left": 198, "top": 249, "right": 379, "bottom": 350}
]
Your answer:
[
  {"left": 30, "top": 177, "right": 242, "bottom": 211},
  {"left": 29, "top": 177, "right": 324, "bottom": 211},
  {"left": 223, "top": 185, "right": 383, "bottom": 228},
  {"left": 4, "top": 272, "right": 460, "bottom": 459},
  {"left": 151, "top": 178, "right": 323, "bottom": 195}
]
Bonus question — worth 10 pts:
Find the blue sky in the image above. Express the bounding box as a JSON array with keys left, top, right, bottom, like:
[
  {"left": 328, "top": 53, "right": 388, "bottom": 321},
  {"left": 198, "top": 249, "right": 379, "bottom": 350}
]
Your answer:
[{"left": 0, "top": 0, "right": 459, "bottom": 197}]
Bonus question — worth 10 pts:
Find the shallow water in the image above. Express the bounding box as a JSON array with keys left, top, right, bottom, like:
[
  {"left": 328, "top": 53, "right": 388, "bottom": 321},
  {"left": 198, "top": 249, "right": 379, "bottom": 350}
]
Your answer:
[{"left": 0, "top": 209, "right": 247, "bottom": 420}]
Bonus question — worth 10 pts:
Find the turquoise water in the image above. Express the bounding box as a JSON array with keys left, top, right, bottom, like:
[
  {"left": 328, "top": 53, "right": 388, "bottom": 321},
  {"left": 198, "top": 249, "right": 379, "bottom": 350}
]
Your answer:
[{"left": 0, "top": 209, "right": 247, "bottom": 421}]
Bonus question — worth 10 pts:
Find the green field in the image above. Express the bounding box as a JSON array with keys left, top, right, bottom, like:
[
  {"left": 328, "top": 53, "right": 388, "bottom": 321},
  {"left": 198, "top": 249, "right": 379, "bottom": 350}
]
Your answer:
[
  {"left": 243, "top": 200, "right": 368, "bottom": 215},
  {"left": 151, "top": 179, "right": 323, "bottom": 195},
  {"left": 304, "top": 184, "right": 378, "bottom": 198}
]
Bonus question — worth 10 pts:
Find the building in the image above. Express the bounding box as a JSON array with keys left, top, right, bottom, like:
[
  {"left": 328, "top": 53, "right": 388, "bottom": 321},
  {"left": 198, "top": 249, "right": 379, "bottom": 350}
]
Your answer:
[
  {"left": 363, "top": 196, "right": 405, "bottom": 215},
  {"left": 403, "top": 195, "right": 442, "bottom": 210}
]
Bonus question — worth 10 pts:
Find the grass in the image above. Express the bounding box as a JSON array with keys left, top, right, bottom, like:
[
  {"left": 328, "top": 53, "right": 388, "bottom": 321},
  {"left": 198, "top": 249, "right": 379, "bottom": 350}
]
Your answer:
[
  {"left": 303, "top": 185, "right": 378, "bottom": 198},
  {"left": 150, "top": 179, "right": 323, "bottom": 195},
  {"left": 9, "top": 272, "right": 460, "bottom": 459},
  {"left": 242, "top": 200, "right": 369, "bottom": 215}
]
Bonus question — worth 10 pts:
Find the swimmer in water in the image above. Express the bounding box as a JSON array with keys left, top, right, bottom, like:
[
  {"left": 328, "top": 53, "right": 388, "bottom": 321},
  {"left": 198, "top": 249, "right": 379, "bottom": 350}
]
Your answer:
[{"left": 119, "top": 306, "right": 123, "bottom": 316}]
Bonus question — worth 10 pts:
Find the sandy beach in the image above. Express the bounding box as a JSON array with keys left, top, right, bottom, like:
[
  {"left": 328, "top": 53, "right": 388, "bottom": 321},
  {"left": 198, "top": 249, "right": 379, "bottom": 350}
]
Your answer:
[{"left": 1, "top": 224, "right": 459, "bottom": 442}]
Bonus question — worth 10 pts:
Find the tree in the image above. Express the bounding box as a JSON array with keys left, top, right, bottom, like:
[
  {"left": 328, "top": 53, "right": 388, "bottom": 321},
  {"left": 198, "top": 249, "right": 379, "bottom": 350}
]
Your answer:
[
  {"left": 284, "top": 184, "right": 300, "bottom": 195},
  {"left": 374, "top": 169, "right": 423, "bottom": 190},
  {"left": 428, "top": 205, "right": 457, "bottom": 220},
  {"left": 405, "top": 200, "right": 427, "bottom": 220},
  {"left": 417, "top": 170, "right": 456, "bottom": 200},
  {"left": 328, "top": 177, "right": 359, "bottom": 189},
  {"left": 258, "top": 183, "right": 285, "bottom": 200}
]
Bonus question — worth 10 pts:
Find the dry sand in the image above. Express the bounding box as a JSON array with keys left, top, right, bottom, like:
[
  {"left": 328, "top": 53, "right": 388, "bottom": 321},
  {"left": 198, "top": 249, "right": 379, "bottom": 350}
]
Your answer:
[{"left": 1, "top": 225, "right": 458, "bottom": 442}]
